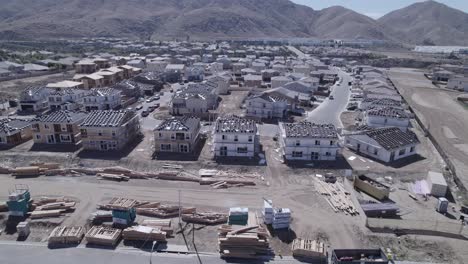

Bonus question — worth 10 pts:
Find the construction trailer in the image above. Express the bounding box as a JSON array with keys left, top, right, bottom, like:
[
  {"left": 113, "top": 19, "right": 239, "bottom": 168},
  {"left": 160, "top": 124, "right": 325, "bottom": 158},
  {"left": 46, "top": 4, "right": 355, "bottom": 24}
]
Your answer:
[
  {"left": 331, "top": 248, "right": 389, "bottom": 264},
  {"left": 7, "top": 185, "right": 31, "bottom": 217},
  {"left": 360, "top": 203, "right": 399, "bottom": 218},
  {"left": 427, "top": 171, "right": 448, "bottom": 197},
  {"left": 354, "top": 175, "right": 390, "bottom": 201}
]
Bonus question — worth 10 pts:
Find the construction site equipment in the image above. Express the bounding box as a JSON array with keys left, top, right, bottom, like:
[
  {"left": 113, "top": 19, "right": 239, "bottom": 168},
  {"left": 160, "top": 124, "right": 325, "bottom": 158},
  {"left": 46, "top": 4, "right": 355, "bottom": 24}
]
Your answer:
[
  {"left": 17, "top": 221, "right": 30, "bottom": 238},
  {"left": 11, "top": 166, "right": 41, "bottom": 177},
  {"left": 291, "top": 238, "right": 327, "bottom": 261},
  {"left": 229, "top": 208, "right": 249, "bottom": 225},
  {"left": 7, "top": 185, "right": 31, "bottom": 217},
  {"left": 218, "top": 225, "right": 271, "bottom": 259},
  {"left": 182, "top": 212, "right": 228, "bottom": 225},
  {"left": 123, "top": 226, "right": 167, "bottom": 242},
  {"left": 314, "top": 179, "right": 359, "bottom": 216},
  {"left": 48, "top": 226, "right": 84, "bottom": 245},
  {"left": 427, "top": 171, "right": 448, "bottom": 197},
  {"left": 331, "top": 248, "right": 388, "bottom": 264},
  {"left": 360, "top": 203, "right": 399, "bottom": 218},
  {"left": 437, "top": 198, "right": 449, "bottom": 214},
  {"left": 136, "top": 205, "right": 195, "bottom": 218},
  {"left": 354, "top": 175, "right": 390, "bottom": 201},
  {"left": 85, "top": 226, "right": 122, "bottom": 247}
]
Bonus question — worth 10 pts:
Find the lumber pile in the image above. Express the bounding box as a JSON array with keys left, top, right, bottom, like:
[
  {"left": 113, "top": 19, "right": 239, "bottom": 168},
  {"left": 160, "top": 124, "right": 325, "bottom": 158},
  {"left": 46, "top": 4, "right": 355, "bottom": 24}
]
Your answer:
[
  {"left": 135, "top": 202, "right": 161, "bottom": 209},
  {"left": 291, "top": 238, "right": 327, "bottom": 260},
  {"left": 141, "top": 219, "right": 173, "bottom": 236},
  {"left": 218, "top": 225, "right": 271, "bottom": 259},
  {"left": 136, "top": 205, "right": 196, "bottom": 218},
  {"left": 123, "top": 226, "right": 167, "bottom": 242},
  {"left": 182, "top": 212, "right": 228, "bottom": 225},
  {"left": 11, "top": 166, "right": 41, "bottom": 177},
  {"left": 97, "top": 173, "right": 130, "bottom": 182},
  {"left": 48, "top": 226, "right": 84, "bottom": 245},
  {"left": 30, "top": 209, "right": 63, "bottom": 219},
  {"left": 99, "top": 197, "right": 137, "bottom": 210},
  {"left": 314, "top": 179, "right": 359, "bottom": 216},
  {"left": 0, "top": 166, "right": 10, "bottom": 174},
  {"left": 17, "top": 221, "right": 30, "bottom": 237},
  {"left": 34, "top": 197, "right": 73, "bottom": 206},
  {"left": 89, "top": 210, "right": 113, "bottom": 224},
  {"left": 30, "top": 162, "right": 60, "bottom": 170},
  {"left": 85, "top": 226, "right": 121, "bottom": 247},
  {"left": 200, "top": 178, "right": 256, "bottom": 186},
  {"left": 35, "top": 202, "right": 76, "bottom": 211}
]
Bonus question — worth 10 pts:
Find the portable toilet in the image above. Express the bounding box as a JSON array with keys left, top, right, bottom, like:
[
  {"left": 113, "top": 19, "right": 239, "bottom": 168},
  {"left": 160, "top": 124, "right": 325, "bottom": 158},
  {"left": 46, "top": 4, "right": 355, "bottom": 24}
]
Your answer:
[{"left": 436, "top": 197, "right": 449, "bottom": 214}]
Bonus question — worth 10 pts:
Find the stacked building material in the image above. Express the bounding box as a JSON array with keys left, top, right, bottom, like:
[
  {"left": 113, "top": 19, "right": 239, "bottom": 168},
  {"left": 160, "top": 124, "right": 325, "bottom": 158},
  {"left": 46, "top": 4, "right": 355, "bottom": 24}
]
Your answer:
[
  {"left": 123, "top": 226, "right": 167, "bottom": 242},
  {"left": 141, "top": 219, "right": 173, "bottom": 236},
  {"left": 354, "top": 175, "right": 390, "bottom": 201},
  {"left": 427, "top": 171, "right": 448, "bottom": 197},
  {"left": 136, "top": 205, "right": 196, "bottom": 218},
  {"left": 85, "top": 226, "right": 122, "bottom": 247},
  {"left": 17, "top": 221, "right": 30, "bottom": 238},
  {"left": 30, "top": 209, "right": 63, "bottom": 219},
  {"left": 7, "top": 186, "right": 31, "bottom": 217},
  {"left": 229, "top": 208, "right": 249, "bottom": 225},
  {"left": 272, "top": 208, "right": 291, "bottom": 230},
  {"left": 48, "top": 226, "right": 84, "bottom": 245},
  {"left": 30, "top": 162, "right": 60, "bottom": 170},
  {"left": 102, "top": 198, "right": 137, "bottom": 226},
  {"left": 97, "top": 173, "right": 130, "bottom": 182},
  {"left": 182, "top": 212, "right": 228, "bottom": 225},
  {"left": 0, "top": 201, "right": 7, "bottom": 212},
  {"left": 262, "top": 200, "right": 273, "bottom": 225},
  {"left": 35, "top": 201, "right": 76, "bottom": 211},
  {"left": 89, "top": 210, "right": 113, "bottom": 224},
  {"left": 291, "top": 238, "right": 327, "bottom": 261},
  {"left": 314, "top": 179, "right": 359, "bottom": 215},
  {"left": 11, "top": 166, "right": 41, "bottom": 177},
  {"left": 360, "top": 203, "right": 399, "bottom": 218},
  {"left": 218, "top": 225, "right": 271, "bottom": 259}
]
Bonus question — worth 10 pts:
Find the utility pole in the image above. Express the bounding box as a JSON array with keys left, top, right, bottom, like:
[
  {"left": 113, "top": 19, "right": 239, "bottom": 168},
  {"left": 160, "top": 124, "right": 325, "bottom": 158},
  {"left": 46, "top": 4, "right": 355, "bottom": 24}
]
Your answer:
[{"left": 178, "top": 189, "right": 182, "bottom": 228}]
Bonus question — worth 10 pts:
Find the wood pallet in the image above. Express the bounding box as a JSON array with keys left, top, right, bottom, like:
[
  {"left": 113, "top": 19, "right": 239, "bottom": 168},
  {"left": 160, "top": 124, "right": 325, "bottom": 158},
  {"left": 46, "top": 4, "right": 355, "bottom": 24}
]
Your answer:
[
  {"left": 291, "top": 238, "right": 327, "bottom": 259},
  {"left": 85, "top": 226, "right": 121, "bottom": 247},
  {"left": 48, "top": 226, "right": 84, "bottom": 245}
]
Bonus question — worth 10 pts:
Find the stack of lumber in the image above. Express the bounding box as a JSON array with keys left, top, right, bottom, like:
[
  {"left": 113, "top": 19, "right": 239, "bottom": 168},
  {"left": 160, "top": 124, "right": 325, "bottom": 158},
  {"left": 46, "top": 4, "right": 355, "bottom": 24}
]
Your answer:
[
  {"left": 162, "top": 164, "right": 183, "bottom": 170},
  {"left": 48, "top": 226, "right": 84, "bottom": 245},
  {"left": 0, "top": 166, "right": 10, "bottom": 174},
  {"left": 135, "top": 201, "right": 161, "bottom": 208},
  {"left": 136, "top": 205, "right": 196, "bottom": 218},
  {"left": 85, "top": 226, "right": 122, "bottom": 247},
  {"left": 30, "top": 162, "right": 60, "bottom": 170},
  {"left": 314, "top": 179, "right": 359, "bottom": 216},
  {"left": 30, "top": 209, "right": 63, "bottom": 219},
  {"left": 99, "top": 197, "right": 137, "bottom": 210},
  {"left": 182, "top": 212, "right": 228, "bottom": 225},
  {"left": 141, "top": 219, "right": 173, "bottom": 236},
  {"left": 35, "top": 201, "right": 76, "bottom": 211},
  {"left": 17, "top": 221, "right": 30, "bottom": 237},
  {"left": 102, "top": 167, "right": 147, "bottom": 179},
  {"left": 123, "top": 226, "right": 167, "bottom": 242},
  {"left": 146, "top": 171, "right": 200, "bottom": 182},
  {"left": 89, "top": 210, "right": 113, "bottom": 224},
  {"left": 11, "top": 166, "right": 41, "bottom": 177},
  {"left": 291, "top": 238, "right": 327, "bottom": 260},
  {"left": 200, "top": 178, "right": 256, "bottom": 186},
  {"left": 218, "top": 225, "right": 271, "bottom": 259},
  {"left": 97, "top": 173, "right": 130, "bottom": 182},
  {"left": 34, "top": 197, "right": 73, "bottom": 206}
]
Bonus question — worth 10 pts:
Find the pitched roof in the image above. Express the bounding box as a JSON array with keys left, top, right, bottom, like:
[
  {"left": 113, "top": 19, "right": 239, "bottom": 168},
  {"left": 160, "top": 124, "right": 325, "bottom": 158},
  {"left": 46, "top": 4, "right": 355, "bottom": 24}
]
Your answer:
[
  {"left": 367, "top": 107, "right": 410, "bottom": 119},
  {"left": 215, "top": 115, "right": 256, "bottom": 134},
  {"left": 79, "top": 110, "right": 136, "bottom": 127},
  {"left": 0, "top": 119, "right": 30, "bottom": 135},
  {"left": 362, "top": 127, "right": 419, "bottom": 151},
  {"left": 35, "top": 111, "right": 87, "bottom": 123},
  {"left": 281, "top": 122, "right": 338, "bottom": 139},
  {"left": 155, "top": 117, "right": 199, "bottom": 132}
]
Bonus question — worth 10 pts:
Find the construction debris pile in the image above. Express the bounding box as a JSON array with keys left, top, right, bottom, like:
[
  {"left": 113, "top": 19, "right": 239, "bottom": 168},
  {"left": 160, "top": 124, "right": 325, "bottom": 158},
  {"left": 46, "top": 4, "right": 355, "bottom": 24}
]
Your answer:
[
  {"left": 314, "top": 178, "right": 359, "bottom": 216},
  {"left": 291, "top": 238, "right": 327, "bottom": 261},
  {"left": 263, "top": 199, "right": 291, "bottom": 230},
  {"left": 48, "top": 226, "right": 84, "bottom": 245},
  {"left": 218, "top": 225, "right": 271, "bottom": 259},
  {"left": 85, "top": 226, "right": 122, "bottom": 247},
  {"left": 182, "top": 212, "right": 228, "bottom": 225}
]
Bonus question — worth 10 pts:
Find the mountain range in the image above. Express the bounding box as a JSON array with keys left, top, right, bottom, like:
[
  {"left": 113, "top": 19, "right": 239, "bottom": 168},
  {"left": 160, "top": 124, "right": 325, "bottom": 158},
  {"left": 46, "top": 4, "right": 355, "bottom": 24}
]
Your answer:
[{"left": 0, "top": 0, "right": 466, "bottom": 45}]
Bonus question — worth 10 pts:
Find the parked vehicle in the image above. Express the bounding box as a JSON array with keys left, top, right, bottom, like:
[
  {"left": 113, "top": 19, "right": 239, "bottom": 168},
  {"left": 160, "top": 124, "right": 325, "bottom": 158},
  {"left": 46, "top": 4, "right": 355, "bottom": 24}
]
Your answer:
[
  {"left": 329, "top": 95, "right": 334, "bottom": 100},
  {"left": 135, "top": 105, "right": 143, "bottom": 110},
  {"left": 141, "top": 111, "right": 149, "bottom": 117}
]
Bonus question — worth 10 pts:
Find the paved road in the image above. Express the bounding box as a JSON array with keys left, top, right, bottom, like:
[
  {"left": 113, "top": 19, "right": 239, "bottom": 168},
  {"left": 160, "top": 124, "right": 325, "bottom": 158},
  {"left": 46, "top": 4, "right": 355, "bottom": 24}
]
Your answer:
[
  {"left": 307, "top": 69, "right": 351, "bottom": 128},
  {"left": 0, "top": 242, "right": 299, "bottom": 264},
  {"left": 286, "top": 46, "right": 308, "bottom": 59}
]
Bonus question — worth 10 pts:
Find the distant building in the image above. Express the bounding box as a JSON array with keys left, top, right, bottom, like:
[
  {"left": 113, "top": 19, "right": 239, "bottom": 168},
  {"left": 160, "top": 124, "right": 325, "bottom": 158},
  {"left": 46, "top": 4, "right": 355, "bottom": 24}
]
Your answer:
[
  {"left": 212, "top": 116, "right": 259, "bottom": 158},
  {"left": 170, "top": 83, "right": 218, "bottom": 116},
  {"left": 31, "top": 111, "right": 88, "bottom": 145},
  {"left": 75, "top": 60, "right": 98, "bottom": 74},
  {"left": 279, "top": 122, "right": 340, "bottom": 161},
  {"left": 432, "top": 70, "right": 453, "bottom": 82},
  {"left": 19, "top": 86, "right": 53, "bottom": 112},
  {"left": 79, "top": 110, "right": 140, "bottom": 151},
  {"left": 345, "top": 127, "right": 420, "bottom": 163},
  {"left": 73, "top": 73, "right": 104, "bottom": 89},
  {"left": 154, "top": 117, "right": 201, "bottom": 153},
  {"left": 447, "top": 76, "right": 468, "bottom": 91},
  {"left": 82, "top": 88, "right": 121, "bottom": 111},
  {"left": 245, "top": 93, "right": 290, "bottom": 120},
  {"left": 0, "top": 119, "right": 32, "bottom": 146},
  {"left": 48, "top": 89, "right": 86, "bottom": 111},
  {"left": 364, "top": 107, "right": 411, "bottom": 130}
]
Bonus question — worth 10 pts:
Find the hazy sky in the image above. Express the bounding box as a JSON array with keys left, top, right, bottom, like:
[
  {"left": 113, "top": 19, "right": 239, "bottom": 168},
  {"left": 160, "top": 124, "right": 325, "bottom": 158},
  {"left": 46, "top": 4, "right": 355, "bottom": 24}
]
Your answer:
[{"left": 291, "top": 0, "right": 468, "bottom": 19}]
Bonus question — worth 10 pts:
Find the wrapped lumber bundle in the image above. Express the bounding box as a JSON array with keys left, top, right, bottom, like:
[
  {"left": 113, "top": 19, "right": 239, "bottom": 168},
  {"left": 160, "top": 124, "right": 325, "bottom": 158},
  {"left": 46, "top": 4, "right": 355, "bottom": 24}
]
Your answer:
[
  {"left": 34, "top": 197, "right": 71, "bottom": 206},
  {"left": 123, "top": 226, "right": 167, "bottom": 242},
  {"left": 200, "top": 178, "right": 256, "bottom": 186},
  {"left": 43, "top": 169, "right": 72, "bottom": 176},
  {"left": 85, "top": 226, "right": 121, "bottom": 247},
  {"left": 218, "top": 225, "right": 272, "bottom": 259},
  {"left": 11, "top": 166, "right": 41, "bottom": 177},
  {"left": 30, "top": 209, "right": 63, "bottom": 219},
  {"left": 136, "top": 205, "right": 196, "bottom": 218},
  {"left": 35, "top": 202, "right": 75, "bottom": 211},
  {"left": 182, "top": 212, "right": 228, "bottom": 225},
  {"left": 141, "top": 219, "right": 173, "bottom": 236},
  {"left": 89, "top": 210, "right": 113, "bottom": 224},
  {"left": 71, "top": 168, "right": 101, "bottom": 175},
  {"left": 97, "top": 173, "right": 130, "bottom": 182},
  {"left": 291, "top": 238, "right": 327, "bottom": 261},
  {"left": 48, "top": 226, "right": 84, "bottom": 245},
  {"left": 30, "top": 162, "right": 60, "bottom": 170},
  {"left": 102, "top": 166, "right": 133, "bottom": 175},
  {"left": 135, "top": 202, "right": 161, "bottom": 209}
]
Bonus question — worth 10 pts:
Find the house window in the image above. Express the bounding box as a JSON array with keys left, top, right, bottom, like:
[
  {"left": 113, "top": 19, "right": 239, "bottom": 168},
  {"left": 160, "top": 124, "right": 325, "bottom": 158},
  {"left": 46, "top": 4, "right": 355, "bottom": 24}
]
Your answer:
[
  {"left": 159, "top": 133, "right": 163, "bottom": 138},
  {"left": 60, "top": 134, "right": 72, "bottom": 142},
  {"left": 32, "top": 124, "right": 40, "bottom": 132},
  {"left": 295, "top": 140, "right": 300, "bottom": 146},
  {"left": 326, "top": 152, "right": 331, "bottom": 156},
  {"left": 263, "top": 103, "right": 266, "bottom": 108},
  {"left": 248, "top": 136, "right": 253, "bottom": 142},
  {"left": 330, "top": 140, "right": 334, "bottom": 146},
  {"left": 234, "top": 135, "right": 238, "bottom": 142},
  {"left": 44, "top": 124, "right": 49, "bottom": 129},
  {"left": 410, "top": 146, "right": 415, "bottom": 153},
  {"left": 374, "top": 149, "right": 378, "bottom": 155},
  {"left": 311, "top": 152, "right": 319, "bottom": 160},
  {"left": 399, "top": 149, "right": 406, "bottom": 156},
  {"left": 81, "top": 129, "right": 87, "bottom": 137},
  {"left": 161, "top": 144, "right": 171, "bottom": 151},
  {"left": 222, "top": 135, "right": 226, "bottom": 140},
  {"left": 315, "top": 140, "right": 320, "bottom": 146},
  {"left": 292, "top": 151, "right": 303, "bottom": 158},
  {"left": 98, "top": 130, "right": 103, "bottom": 136},
  {"left": 36, "top": 135, "right": 41, "bottom": 140},
  {"left": 111, "top": 131, "right": 116, "bottom": 137},
  {"left": 237, "top": 147, "right": 248, "bottom": 154}
]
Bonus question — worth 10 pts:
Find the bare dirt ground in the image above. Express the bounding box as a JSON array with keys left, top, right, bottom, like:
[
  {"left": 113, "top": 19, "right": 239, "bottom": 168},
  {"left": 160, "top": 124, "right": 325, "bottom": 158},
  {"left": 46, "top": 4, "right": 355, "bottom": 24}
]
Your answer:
[{"left": 217, "top": 91, "right": 249, "bottom": 116}]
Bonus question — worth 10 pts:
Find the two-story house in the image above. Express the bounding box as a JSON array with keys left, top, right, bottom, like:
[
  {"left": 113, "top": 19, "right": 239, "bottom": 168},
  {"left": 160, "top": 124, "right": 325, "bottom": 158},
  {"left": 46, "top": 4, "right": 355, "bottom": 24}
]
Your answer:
[
  {"left": 0, "top": 119, "right": 32, "bottom": 146},
  {"left": 363, "top": 107, "right": 411, "bottom": 131},
  {"left": 278, "top": 122, "right": 340, "bottom": 161},
  {"left": 19, "top": 86, "right": 53, "bottom": 112},
  {"left": 79, "top": 110, "right": 140, "bottom": 151},
  {"left": 154, "top": 117, "right": 201, "bottom": 153},
  {"left": 170, "top": 83, "right": 218, "bottom": 116},
  {"left": 48, "top": 89, "right": 87, "bottom": 111},
  {"left": 245, "top": 93, "right": 289, "bottom": 120},
  {"left": 31, "top": 111, "right": 88, "bottom": 145},
  {"left": 212, "top": 116, "right": 259, "bottom": 158},
  {"left": 82, "top": 88, "right": 122, "bottom": 111}
]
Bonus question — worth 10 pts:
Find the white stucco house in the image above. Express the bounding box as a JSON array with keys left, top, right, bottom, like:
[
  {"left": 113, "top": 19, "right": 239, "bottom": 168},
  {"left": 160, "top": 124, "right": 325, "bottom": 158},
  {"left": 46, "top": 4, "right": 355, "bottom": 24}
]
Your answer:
[
  {"left": 245, "top": 93, "right": 289, "bottom": 120},
  {"left": 363, "top": 107, "right": 411, "bottom": 130},
  {"left": 447, "top": 76, "right": 468, "bottom": 91},
  {"left": 344, "top": 127, "right": 420, "bottom": 163},
  {"left": 278, "top": 122, "right": 340, "bottom": 161},
  {"left": 212, "top": 116, "right": 259, "bottom": 158}
]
